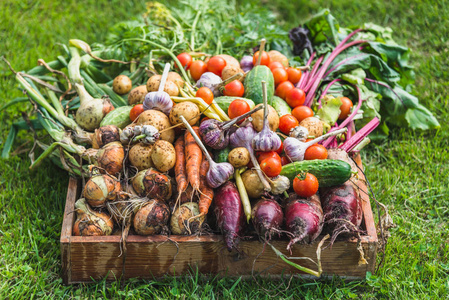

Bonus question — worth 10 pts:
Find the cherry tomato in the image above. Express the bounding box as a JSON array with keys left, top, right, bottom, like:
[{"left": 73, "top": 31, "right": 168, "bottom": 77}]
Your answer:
[
  {"left": 195, "top": 87, "right": 214, "bottom": 105},
  {"left": 285, "top": 88, "right": 306, "bottom": 108},
  {"left": 130, "top": 104, "right": 144, "bottom": 122},
  {"left": 269, "top": 61, "right": 285, "bottom": 71},
  {"left": 223, "top": 80, "right": 244, "bottom": 97},
  {"left": 190, "top": 60, "right": 208, "bottom": 81},
  {"left": 275, "top": 81, "right": 295, "bottom": 100},
  {"left": 292, "top": 106, "right": 314, "bottom": 123},
  {"left": 272, "top": 67, "right": 289, "bottom": 86},
  {"left": 275, "top": 140, "right": 283, "bottom": 155},
  {"left": 279, "top": 114, "right": 299, "bottom": 135},
  {"left": 176, "top": 53, "right": 192, "bottom": 70},
  {"left": 260, "top": 157, "right": 282, "bottom": 177},
  {"left": 207, "top": 56, "right": 227, "bottom": 76},
  {"left": 304, "top": 144, "right": 328, "bottom": 160},
  {"left": 280, "top": 155, "right": 290, "bottom": 166},
  {"left": 286, "top": 67, "right": 302, "bottom": 84},
  {"left": 293, "top": 173, "right": 319, "bottom": 197},
  {"left": 253, "top": 51, "right": 271, "bottom": 66},
  {"left": 228, "top": 99, "right": 250, "bottom": 119},
  {"left": 256, "top": 151, "right": 281, "bottom": 165},
  {"left": 338, "top": 97, "right": 353, "bottom": 120}
]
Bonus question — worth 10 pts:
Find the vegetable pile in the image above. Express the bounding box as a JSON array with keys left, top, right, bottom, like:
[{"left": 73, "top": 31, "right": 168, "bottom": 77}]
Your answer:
[{"left": 1, "top": 1, "right": 439, "bottom": 277}]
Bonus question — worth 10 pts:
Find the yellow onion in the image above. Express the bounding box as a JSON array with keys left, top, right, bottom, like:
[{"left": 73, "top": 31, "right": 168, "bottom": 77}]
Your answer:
[
  {"left": 170, "top": 202, "right": 205, "bottom": 235},
  {"left": 91, "top": 125, "right": 121, "bottom": 149},
  {"left": 84, "top": 141, "right": 125, "bottom": 175},
  {"left": 132, "top": 168, "right": 172, "bottom": 201},
  {"left": 83, "top": 174, "right": 121, "bottom": 207},
  {"left": 73, "top": 198, "right": 114, "bottom": 236},
  {"left": 133, "top": 199, "right": 170, "bottom": 235}
]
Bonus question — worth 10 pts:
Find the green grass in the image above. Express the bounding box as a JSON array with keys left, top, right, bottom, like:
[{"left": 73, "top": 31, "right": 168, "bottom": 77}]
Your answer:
[{"left": 1, "top": 0, "right": 448, "bottom": 298}]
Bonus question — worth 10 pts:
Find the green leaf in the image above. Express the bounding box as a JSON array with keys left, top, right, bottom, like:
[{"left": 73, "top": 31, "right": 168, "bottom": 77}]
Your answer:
[
  {"left": 304, "top": 9, "right": 340, "bottom": 48},
  {"left": 341, "top": 68, "right": 366, "bottom": 85},
  {"left": 317, "top": 95, "right": 342, "bottom": 126},
  {"left": 405, "top": 104, "right": 441, "bottom": 130}
]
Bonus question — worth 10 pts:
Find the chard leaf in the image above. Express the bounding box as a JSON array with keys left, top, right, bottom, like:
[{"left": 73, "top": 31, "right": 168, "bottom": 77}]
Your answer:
[
  {"left": 354, "top": 85, "right": 382, "bottom": 128},
  {"left": 304, "top": 9, "right": 340, "bottom": 54},
  {"left": 341, "top": 68, "right": 366, "bottom": 85},
  {"left": 405, "top": 104, "right": 441, "bottom": 130},
  {"left": 317, "top": 95, "right": 342, "bottom": 126}
]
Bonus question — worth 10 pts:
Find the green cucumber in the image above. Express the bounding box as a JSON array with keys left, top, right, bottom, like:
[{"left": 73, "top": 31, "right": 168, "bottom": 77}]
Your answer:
[
  {"left": 100, "top": 106, "right": 132, "bottom": 129},
  {"left": 280, "top": 159, "right": 352, "bottom": 187},
  {"left": 243, "top": 65, "right": 275, "bottom": 105},
  {"left": 214, "top": 96, "right": 255, "bottom": 112},
  {"left": 215, "top": 146, "right": 232, "bottom": 163},
  {"left": 272, "top": 96, "right": 291, "bottom": 117}
]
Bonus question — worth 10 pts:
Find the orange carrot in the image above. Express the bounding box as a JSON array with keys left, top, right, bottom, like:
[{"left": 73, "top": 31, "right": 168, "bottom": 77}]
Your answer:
[
  {"left": 198, "top": 154, "right": 214, "bottom": 216},
  {"left": 174, "top": 136, "right": 187, "bottom": 194},
  {"left": 184, "top": 126, "right": 202, "bottom": 191}
]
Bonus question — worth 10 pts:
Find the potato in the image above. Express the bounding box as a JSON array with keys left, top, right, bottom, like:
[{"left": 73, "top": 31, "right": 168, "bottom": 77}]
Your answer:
[
  {"left": 129, "top": 143, "right": 154, "bottom": 171},
  {"left": 151, "top": 140, "right": 176, "bottom": 172},
  {"left": 128, "top": 85, "right": 148, "bottom": 105},
  {"left": 268, "top": 50, "right": 289, "bottom": 68},
  {"left": 113, "top": 75, "right": 132, "bottom": 95},
  {"left": 167, "top": 72, "right": 184, "bottom": 88},
  {"left": 217, "top": 54, "right": 240, "bottom": 68},
  {"left": 221, "top": 65, "right": 244, "bottom": 82},
  {"left": 241, "top": 169, "right": 264, "bottom": 198},
  {"left": 169, "top": 102, "right": 201, "bottom": 127},
  {"left": 300, "top": 117, "right": 323, "bottom": 137},
  {"left": 251, "top": 104, "right": 279, "bottom": 132},
  {"left": 137, "top": 110, "right": 175, "bottom": 143},
  {"left": 228, "top": 147, "right": 250, "bottom": 168},
  {"left": 146, "top": 75, "right": 179, "bottom": 96}
]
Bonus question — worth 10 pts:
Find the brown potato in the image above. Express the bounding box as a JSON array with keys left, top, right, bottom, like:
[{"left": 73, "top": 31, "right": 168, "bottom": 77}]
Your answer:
[
  {"left": 218, "top": 54, "right": 240, "bottom": 68},
  {"left": 169, "top": 102, "right": 201, "bottom": 127},
  {"left": 146, "top": 75, "right": 179, "bottom": 96},
  {"left": 268, "top": 50, "right": 289, "bottom": 67},
  {"left": 137, "top": 110, "right": 175, "bottom": 143},
  {"left": 151, "top": 140, "right": 176, "bottom": 172},
  {"left": 300, "top": 117, "right": 323, "bottom": 137},
  {"left": 241, "top": 169, "right": 264, "bottom": 198},
  {"left": 129, "top": 143, "right": 154, "bottom": 171},
  {"left": 228, "top": 147, "right": 250, "bottom": 168},
  {"left": 112, "top": 75, "right": 132, "bottom": 95},
  {"left": 221, "top": 65, "right": 244, "bottom": 82},
  {"left": 128, "top": 85, "right": 148, "bottom": 105},
  {"left": 251, "top": 104, "right": 279, "bottom": 132},
  {"left": 167, "top": 72, "right": 184, "bottom": 88}
]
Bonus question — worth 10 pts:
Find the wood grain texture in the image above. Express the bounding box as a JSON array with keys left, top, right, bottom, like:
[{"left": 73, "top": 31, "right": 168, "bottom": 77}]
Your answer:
[{"left": 61, "top": 155, "right": 377, "bottom": 284}]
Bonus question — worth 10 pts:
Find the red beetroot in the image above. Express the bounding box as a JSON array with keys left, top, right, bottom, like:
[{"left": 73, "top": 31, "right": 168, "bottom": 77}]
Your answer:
[
  {"left": 320, "top": 182, "right": 363, "bottom": 244},
  {"left": 251, "top": 198, "right": 284, "bottom": 239},
  {"left": 214, "top": 181, "right": 246, "bottom": 251},
  {"left": 285, "top": 194, "right": 323, "bottom": 250}
]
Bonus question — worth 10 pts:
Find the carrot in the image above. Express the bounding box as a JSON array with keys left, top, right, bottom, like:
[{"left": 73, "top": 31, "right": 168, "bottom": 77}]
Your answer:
[
  {"left": 174, "top": 136, "right": 187, "bottom": 194},
  {"left": 198, "top": 154, "right": 214, "bottom": 217},
  {"left": 184, "top": 126, "right": 202, "bottom": 191}
]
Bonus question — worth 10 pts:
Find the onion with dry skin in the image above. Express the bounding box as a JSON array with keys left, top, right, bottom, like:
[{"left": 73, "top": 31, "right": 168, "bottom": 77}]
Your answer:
[
  {"left": 73, "top": 198, "right": 114, "bottom": 236},
  {"left": 92, "top": 141, "right": 125, "bottom": 175},
  {"left": 132, "top": 168, "right": 173, "bottom": 201},
  {"left": 170, "top": 202, "right": 205, "bottom": 235},
  {"left": 83, "top": 174, "right": 121, "bottom": 207},
  {"left": 133, "top": 199, "right": 170, "bottom": 235},
  {"left": 91, "top": 125, "right": 121, "bottom": 149}
]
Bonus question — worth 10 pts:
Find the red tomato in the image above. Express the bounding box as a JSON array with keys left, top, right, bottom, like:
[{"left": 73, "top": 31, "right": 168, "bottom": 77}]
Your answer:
[
  {"left": 272, "top": 67, "right": 289, "bottom": 86},
  {"left": 196, "top": 87, "right": 214, "bottom": 105},
  {"left": 228, "top": 99, "right": 250, "bottom": 119},
  {"left": 256, "top": 151, "right": 281, "bottom": 165},
  {"left": 292, "top": 106, "right": 314, "bottom": 123},
  {"left": 260, "top": 157, "right": 282, "bottom": 177},
  {"left": 304, "top": 144, "right": 328, "bottom": 160},
  {"left": 275, "top": 140, "right": 283, "bottom": 155},
  {"left": 338, "top": 97, "right": 353, "bottom": 120},
  {"left": 293, "top": 173, "right": 319, "bottom": 197},
  {"left": 253, "top": 51, "right": 271, "bottom": 66},
  {"left": 280, "top": 155, "right": 290, "bottom": 166},
  {"left": 269, "top": 61, "right": 285, "bottom": 71},
  {"left": 285, "top": 88, "right": 306, "bottom": 108},
  {"left": 130, "top": 104, "right": 144, "bottom": 122},
  {"left": 190, "top": 60, "right": 208, "bottom": 81},
  {"left": 223, "top": 80, "right": 244, "bottom": 97},
  {"left": 286, "top": 67, "right": 302, "bottom": 84},
  {"left": 275, "top": 81, "right": 295, "bottom": 100},
  {"left": 176, "top": 53, "right": 192, "bottom": 70},
  {"left": 279, "top": 114, "right": 299, "bottom": 135},
  {"left": 207, "top": 56, "right": 226, "bottom": 76}
]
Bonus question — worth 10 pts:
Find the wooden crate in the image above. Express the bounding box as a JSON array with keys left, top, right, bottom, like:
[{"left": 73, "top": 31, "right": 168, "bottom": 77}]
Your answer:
[{"left": 60, "top": 155, "right": 377, "bottom": 284}]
